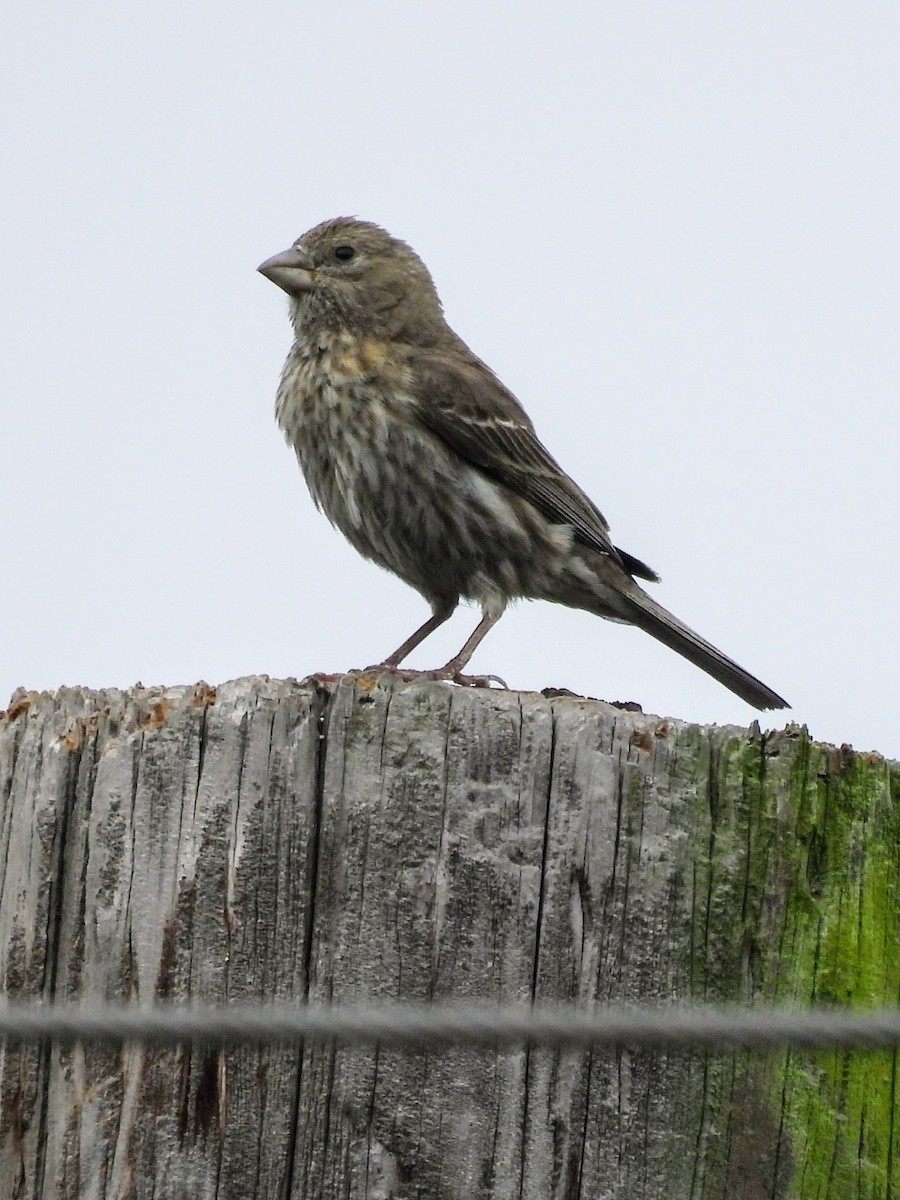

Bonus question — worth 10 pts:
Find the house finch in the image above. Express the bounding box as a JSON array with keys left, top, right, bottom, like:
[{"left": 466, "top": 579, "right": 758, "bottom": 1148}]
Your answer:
[{"left": 258, "top": 218, "right": 787, "bottom": 710}]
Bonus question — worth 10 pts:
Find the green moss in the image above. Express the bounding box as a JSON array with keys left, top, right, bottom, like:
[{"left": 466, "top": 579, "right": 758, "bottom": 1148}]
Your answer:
[{"left": 756, "top": 742, "right": 900, "bottom": 1198}]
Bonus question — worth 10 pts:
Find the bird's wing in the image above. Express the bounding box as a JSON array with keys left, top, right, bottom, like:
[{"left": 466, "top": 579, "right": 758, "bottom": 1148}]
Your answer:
[{"left": 408, "top": 347, "right": 657, "bottom": 579}]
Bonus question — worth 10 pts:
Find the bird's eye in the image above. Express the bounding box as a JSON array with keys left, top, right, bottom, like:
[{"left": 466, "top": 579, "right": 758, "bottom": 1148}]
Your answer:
[{"left": 333, "top": 245, "right": 355, "bottom": 261}]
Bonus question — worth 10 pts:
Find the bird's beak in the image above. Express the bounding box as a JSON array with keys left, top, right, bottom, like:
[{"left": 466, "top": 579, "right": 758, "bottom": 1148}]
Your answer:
[{"left": 257, "top": 246, "right": 316, "bottom": 296}]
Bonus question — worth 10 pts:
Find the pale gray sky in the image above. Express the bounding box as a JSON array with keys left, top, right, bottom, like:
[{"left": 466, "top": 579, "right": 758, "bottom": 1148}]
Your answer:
[{"left": 3, "top": 5, "right": 898, "bottom": 755}]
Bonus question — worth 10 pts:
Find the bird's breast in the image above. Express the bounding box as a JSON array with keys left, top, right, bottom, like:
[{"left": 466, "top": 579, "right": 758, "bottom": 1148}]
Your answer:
[{"left": 275, "top": 336, "right": 412, "bottom": 530}]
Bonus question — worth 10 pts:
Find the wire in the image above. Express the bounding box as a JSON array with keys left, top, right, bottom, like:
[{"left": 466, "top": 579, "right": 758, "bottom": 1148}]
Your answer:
[{"left": 1, "top": 1001, "right": 899, "bottom": 1051}]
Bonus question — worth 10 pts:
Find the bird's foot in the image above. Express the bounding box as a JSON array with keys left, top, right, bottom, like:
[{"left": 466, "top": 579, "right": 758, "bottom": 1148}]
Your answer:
[
  {"left": 444, "top": 669, "right": 509, "bottom": 689},
  {"left": 362, "top": 664, "right": 509, "bottom": 689}
]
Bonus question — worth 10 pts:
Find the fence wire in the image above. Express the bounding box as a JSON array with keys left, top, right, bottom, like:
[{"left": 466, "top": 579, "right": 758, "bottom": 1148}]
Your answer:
[{"left": 2, "top": 1001, "right": 900, "bottom": 1051}]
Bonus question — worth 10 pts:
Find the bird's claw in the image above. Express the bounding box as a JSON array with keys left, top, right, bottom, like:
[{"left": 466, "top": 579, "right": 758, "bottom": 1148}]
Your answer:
[
  {"left": 360, "top": 665, "right": 509, "bottom": 690},
  {"left": 451, "top": 671, "right": 509, "bottom": 689}
]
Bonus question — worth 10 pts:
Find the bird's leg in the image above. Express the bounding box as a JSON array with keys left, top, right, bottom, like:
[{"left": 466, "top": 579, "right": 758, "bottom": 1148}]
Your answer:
[
  {"left": 366, "top": 605, "right": 507, "bottom": 688},
  {"left": 430, "top": 608, "right": 507, "bottom": 688},
  {"left": 374, "top": 600, "right": 457, "bottom": 669}
]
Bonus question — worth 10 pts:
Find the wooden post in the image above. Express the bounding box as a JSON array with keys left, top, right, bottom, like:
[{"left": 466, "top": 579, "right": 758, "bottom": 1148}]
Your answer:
[{"left": 1, "top": 675, "right": 898, "bottom": 1198}]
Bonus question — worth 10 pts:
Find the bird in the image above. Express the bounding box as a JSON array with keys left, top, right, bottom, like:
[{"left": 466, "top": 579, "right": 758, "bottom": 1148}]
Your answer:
[{"left": 258, "top": 217, "right": 788, "bottom": 711}]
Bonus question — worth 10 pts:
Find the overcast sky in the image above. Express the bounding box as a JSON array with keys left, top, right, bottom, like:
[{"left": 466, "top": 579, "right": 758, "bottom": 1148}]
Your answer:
[{"left": 3, "top": 5, "right": 898, "bottom": 757}]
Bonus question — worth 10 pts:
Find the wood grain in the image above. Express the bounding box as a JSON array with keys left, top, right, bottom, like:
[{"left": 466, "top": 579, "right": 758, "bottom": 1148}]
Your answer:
[{"left": 1, "top": 676, "right": 897, "bottom": 1198}]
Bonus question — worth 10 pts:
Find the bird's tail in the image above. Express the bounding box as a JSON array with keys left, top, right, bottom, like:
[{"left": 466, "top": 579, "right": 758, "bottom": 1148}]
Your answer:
[{"left": 622, "top": 588, "right": 788, "bottom": 711}]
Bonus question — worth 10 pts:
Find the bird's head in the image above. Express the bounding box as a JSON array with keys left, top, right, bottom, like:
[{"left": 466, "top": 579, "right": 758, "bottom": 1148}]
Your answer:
[{"left": 258, "top": 217, "right": 446, "bottom": 344}]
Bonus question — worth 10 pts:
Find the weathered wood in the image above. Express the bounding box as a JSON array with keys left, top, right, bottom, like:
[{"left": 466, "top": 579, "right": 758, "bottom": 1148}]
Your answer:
[{"left": 0, "top": 675, "right": 898, "bottom": 1198}]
